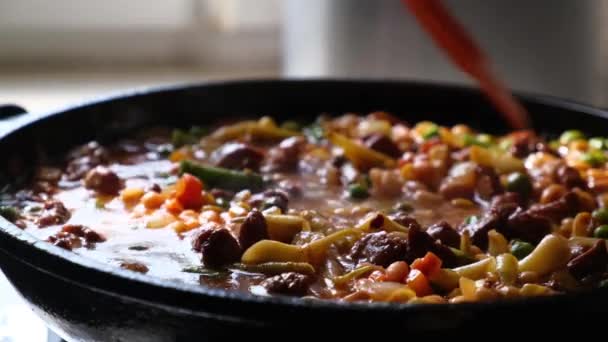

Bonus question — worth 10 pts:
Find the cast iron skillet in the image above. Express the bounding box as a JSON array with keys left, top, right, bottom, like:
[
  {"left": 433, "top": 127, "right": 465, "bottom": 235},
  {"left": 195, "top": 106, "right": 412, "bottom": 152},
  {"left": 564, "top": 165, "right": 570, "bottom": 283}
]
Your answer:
[{"left": 0, "top": 80, "right": 607, "bottom": 341}]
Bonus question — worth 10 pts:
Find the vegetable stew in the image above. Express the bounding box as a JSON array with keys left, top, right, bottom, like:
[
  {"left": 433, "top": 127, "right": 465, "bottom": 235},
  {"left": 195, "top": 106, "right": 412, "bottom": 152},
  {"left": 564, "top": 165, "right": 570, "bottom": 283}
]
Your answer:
[{"left": 3, "top": 113, "right": 608, "bottom": 303}]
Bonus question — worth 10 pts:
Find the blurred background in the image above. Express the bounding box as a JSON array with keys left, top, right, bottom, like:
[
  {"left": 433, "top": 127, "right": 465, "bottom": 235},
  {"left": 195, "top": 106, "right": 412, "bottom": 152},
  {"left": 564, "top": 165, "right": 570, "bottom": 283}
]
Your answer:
[
  {"left": 2, "top": 0, "right": 607, "bottom": 114},
  {"left": 0, "top": 0, "right": 605, "bottom": 340}
]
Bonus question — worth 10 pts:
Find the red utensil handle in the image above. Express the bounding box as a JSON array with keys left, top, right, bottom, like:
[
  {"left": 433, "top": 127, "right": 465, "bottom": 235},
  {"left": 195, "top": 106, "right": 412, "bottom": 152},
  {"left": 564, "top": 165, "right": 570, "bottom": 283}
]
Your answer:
[{"left": 402, "top": 0, "right": 530, "bottom": 129}]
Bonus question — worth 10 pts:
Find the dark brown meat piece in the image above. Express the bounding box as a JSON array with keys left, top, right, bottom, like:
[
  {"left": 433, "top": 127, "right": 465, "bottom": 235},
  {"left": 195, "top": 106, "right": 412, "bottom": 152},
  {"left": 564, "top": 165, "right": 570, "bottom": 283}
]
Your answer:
[
  {"left": 363, "top": 134, "right": 402, "bottom": 158},
  {"left": 238, "top": 210, "right": 268, "bottom": 250},
  {"left": 427, "top": 221, "right": 460, "bottom": 248},
  {"left": 214, "top": 143, "right": 264, "bottom": 171},
  {"left": 48, "top": 224, "right": 105, "bottom": 250},
  {"left": 120, "top": 262, "right": 149, "bottom": 274},
  {"left": 554, "top": 164, "right": 586, "bottom": 189},
  {"left": 61, "top": 224, "right": 105, "bottom": 244},
  {"left": 508, "top": 130, "right": 548, "bottom": 158},
  {"left": 47, "top": 232, "right": 81, "bottom": 250},
  {"left": 146, "top": 183, "right": 162, "bottom": 193},
  {"left": 261, "top": 272, "right": 311, "bottom": 296},
  {"left": 367, "top": 111, "right": 407, "bottom": 126},
  {"left": 527, "top": 191, "right": 579, "bottom": 223},
  {"left": 491, "top": 192, "right": 523, "bottom": 208},
  {"left": 192, "top": 226, "right": 242, "bottom": 268},
  {"left": 567, "top": 240, "right": 608, "bottom": 280},
  {"left": 388, "top": 212, "right": 422, "bottom": 230},
  {"left": 249, "top": 189, "right": 289, "bottom": 213},
  {"left": 474, "top": 166, "right": 502, "bottom": 201},
  {"left": 263, "top": 136, "right": 306, "bottom": 172},
  {"left": 84, "top": 166, "right": 123, "bottom": 195},
  {"left": 65, "top": 141, "right": 109, "bottom": 180},
  {"left": 503, "top": 208, "right": 552, "bottom": 244},
  {"left": 461, "top": 202, "right": 517, "bottom": 250},
  {"left": 36, "top": 200, "right": 71, "bottom": 227},
  {"left": 350, "top": 231, "right": 408, "bottom": 267},
  {"left": 407, "top": 226, "right": 459, "bottom": 267}
]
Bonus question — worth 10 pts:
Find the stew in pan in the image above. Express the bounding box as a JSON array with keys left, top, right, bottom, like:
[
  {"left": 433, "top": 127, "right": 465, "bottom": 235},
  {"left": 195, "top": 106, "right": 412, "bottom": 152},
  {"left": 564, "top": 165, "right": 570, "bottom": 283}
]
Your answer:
[{"left": 2, "top": 112, "right": 608, "bottom": 303}]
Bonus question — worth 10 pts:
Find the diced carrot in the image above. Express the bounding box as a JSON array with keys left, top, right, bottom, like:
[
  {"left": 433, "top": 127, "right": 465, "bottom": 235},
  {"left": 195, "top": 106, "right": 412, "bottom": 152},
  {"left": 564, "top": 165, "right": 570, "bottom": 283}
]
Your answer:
[
  {"left": 406, "top": 269, "right": 433, "bottom": 297},
  {"left": 169, "top": 148, "right": 190, "bottom": 162},
  {"left": 165, "top": 198, "right": 184, "bottom": 215},
  {"left": 175, "top": 173, "right": 204, "bottom": 210},
  {"left": 411, "top": 251, "right": 442, "bottom": 278}
]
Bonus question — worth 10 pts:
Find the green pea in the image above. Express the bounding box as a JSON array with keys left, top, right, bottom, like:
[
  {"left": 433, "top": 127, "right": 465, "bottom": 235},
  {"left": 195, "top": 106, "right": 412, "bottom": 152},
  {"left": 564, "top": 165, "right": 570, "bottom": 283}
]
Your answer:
[
  {"left": 348, "top": 183, "right": 369, "bottom": 199},
  {"left": 505, "top": 172, "right": 532, "bottom": 197},
  {"left": 593, "top": 225, "right": 608, "bottom": 239},
  {"left": 559, "top": 130, "right": 585, "bottom": 145},
  {"left": 189, "top": 126, "right": 208, "bottom": 137},
  {"left": 464, "top": 215, "right": 478, "bottom": 225},
  {"left": 462, "top": 134, "right": 491, "bottom": 147},
  {"left": 303, "top": 123, "right": 325, "bottom": 142},
  {"left": 581, "top": 150, "right": 607, "bottom": 167},
  {"left": 510, "top": 240, "right": 535, "bottom": 260},
  {"left": 422, "top": 124, "right": 439, "bottom": 140},
  {"left": 281, "top": 120, "right": 301, "bottom": 132},
  {"left": 548, "top": 139, "right": 560, "bottom": 150},
  {"left": 0, "top": 206, "right": 19, "bottom": 222},
  {"left": 498, "top": 139, "right": 513, "bottom": 151},
  {"left": 589, "top": 137, "right": 607, "bottom": 150},
  {"left": 171, "top": 129, "right": 197, "bottom": 147},
  {"left": 592, "top": 208, "right": 608, "bottom": 224}
]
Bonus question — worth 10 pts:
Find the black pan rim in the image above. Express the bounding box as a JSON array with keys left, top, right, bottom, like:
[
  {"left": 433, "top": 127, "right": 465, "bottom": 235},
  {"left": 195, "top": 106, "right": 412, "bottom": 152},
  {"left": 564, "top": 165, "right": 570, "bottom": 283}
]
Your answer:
[{"left": 1, "top": 78, "right": 607, "bottom": 317}]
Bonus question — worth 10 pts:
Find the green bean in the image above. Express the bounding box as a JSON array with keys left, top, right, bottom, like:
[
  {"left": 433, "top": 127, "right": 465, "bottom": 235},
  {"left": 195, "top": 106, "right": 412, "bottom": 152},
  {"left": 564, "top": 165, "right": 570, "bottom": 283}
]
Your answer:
[
  {"left": 181, "top": 266, "right": 229, "bottom": 277},
  {"left": 179, "top": 160, "right": 264, "bottom": 191},
  {"left": 332, "top": 265, "right": 382, "bottom": 286},
  {"left": 232, "top": 262, "right": 315, "bottom": 275}
]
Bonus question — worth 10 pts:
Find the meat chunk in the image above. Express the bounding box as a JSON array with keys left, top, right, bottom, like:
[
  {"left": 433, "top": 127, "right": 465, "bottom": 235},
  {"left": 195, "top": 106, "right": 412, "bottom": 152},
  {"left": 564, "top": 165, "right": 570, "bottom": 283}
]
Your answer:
[
  {"left": 120, "top": 261, "right": 149, "bottom": 274},
  {"left": 407, "top": 226, "right": 459, "bottom": 267},
  {"left": 349, "top": 231, "right": 408, "bottom": 267},
  {"left": 461, "top": 203, "right": 517, "bottom": 250},
  {"left": 213, "top": 143, "right": 264, "bottom": 171},
  {"left": 491, "top": 192, "right": 523, "bottom": 208},
  {"left": 249, "top": 189, "right": 289, "bottom": 213},
  {"left": 84, "top": 166, "right": 122, "bottom": 195},
  {"left": 363, "top": 134, "right": 402, "bottom": 158},
  {"left": 554, "top": 164, "right": 586, "bottom": 189},
  {"left": 474, "top": 166, "right": 502, "bottom": 201},
  {"left": 508, "top": 130, "right": 547, "bottom": 158},
  {"left": 36, "top": 200, "right": 71, "bottom": 227},
  {"left": 263, "top": 136, "right": 306, "bottom": 172},
  {"left": 261, "top": 272, "right": 311, "bottom": 296},
  {"left": 438, "top": 162, "right": 476, "bottom": 200},
  {"left": 527, "top": 191, "right": 579, "bottom": 223},
  {"left": 47, "top": 232, "right": 81, "bottom": 250},
  {"left": 567, "top": 240, "right": 608, "bottom": 280},
  {"left": 427, "top": 221, "right": 460, "bottom": 248},
  {"left": 238, "top": 210, "right": 268, "bottom": 250},
  {"left": 503, "top": 208, "right": 552, "bottom": 245},
  {"left": 48, "top": 224, "right": 105, "bottom": 250},
  {"left": 61, "top": 224, "right": 105, "bottom": 244},
  {"left": 388, "top": 212, "right": 422, "bottom": 230},
  {"left": 65, "top": 141, "right": 109, "bottom": 180},
  {"left": 192, "top": 225, "right": 242, "bottom": 268}
]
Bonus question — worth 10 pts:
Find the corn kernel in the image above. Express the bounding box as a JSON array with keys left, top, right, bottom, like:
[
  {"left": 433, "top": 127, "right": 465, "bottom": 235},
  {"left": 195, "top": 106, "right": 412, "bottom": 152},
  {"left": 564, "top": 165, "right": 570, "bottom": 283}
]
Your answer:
[
  {"left": 121, "top": 187, "right": 145, "bottom": 205},
  {"left": 141, "top": 192, "right": 166, "bottom": 209}
]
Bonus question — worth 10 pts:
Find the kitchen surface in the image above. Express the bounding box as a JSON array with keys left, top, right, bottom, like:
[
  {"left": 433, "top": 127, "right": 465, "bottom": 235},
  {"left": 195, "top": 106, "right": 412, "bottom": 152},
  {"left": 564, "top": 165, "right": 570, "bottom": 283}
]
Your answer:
[{"left": 2, "top": 0, "right": 608, "bottom": 340}]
